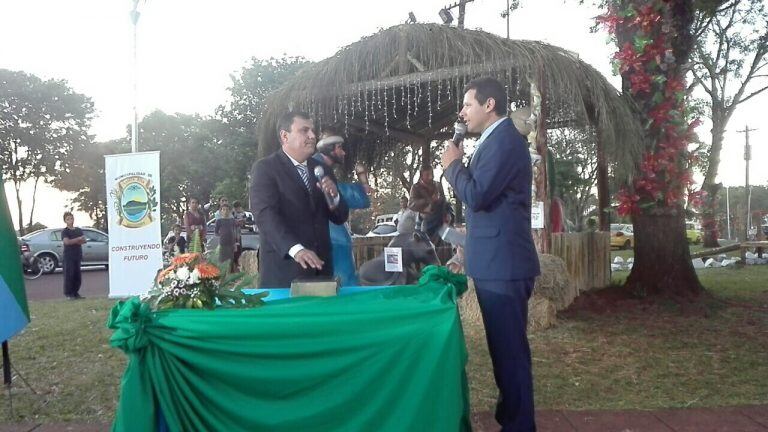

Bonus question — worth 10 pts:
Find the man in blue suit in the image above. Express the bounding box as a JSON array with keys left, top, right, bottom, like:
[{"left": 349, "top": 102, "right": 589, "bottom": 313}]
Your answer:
[{"left": 442, "top": 77, "right": 540, "bottom": 432}]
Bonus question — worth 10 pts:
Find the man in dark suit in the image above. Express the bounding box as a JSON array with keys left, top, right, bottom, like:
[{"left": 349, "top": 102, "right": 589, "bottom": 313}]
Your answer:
[
  {"left": 441, "top": 77, "right": 540, "bottom": 432},
  {"left": 250, "top": 111, "right": 349, "bottom": 288}
]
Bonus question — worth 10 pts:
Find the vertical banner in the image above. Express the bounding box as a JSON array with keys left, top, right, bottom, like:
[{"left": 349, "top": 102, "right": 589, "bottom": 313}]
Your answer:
[{"left": 105, "top": 151, "right": 162, "bottom": 297}]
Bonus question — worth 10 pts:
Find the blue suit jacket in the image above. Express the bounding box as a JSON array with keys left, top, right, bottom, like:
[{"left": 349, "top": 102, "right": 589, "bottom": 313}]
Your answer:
[{"left": 445, "top": 117, "right": 540, "bottom": 280}]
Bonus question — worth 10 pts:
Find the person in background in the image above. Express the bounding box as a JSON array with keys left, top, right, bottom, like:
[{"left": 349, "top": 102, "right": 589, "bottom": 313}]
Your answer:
[
  {"left": 408, "top": 165, "right": 448, "bottom": 239},
  {"left": 206, "top": 196, "right": 229, "bottom": 219},
  {"left": 184, "top": 197, "right": 207, "bottom": 251},
  {"left": 164, "top": 223, "right": 187, "bottom": 256},
  {"left": 61, "top": 211, "right": 86, "bottom": 300},
  {"left": 313, "top": 128, "right": 372, "bottom": 286},
  {"left": 215, "top": 203, "right": 237, "bottom": 270},
  {"left": 441, "top": 76, "right": 540, "bottom": 431},
  {"left": 394, "top": 195, "right": 408, "bottom": 226},
  {"left": 232, "top": 201, "right": 249, "bottom": 267}
]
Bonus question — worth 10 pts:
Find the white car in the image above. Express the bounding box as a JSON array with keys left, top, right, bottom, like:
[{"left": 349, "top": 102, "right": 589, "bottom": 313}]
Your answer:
[{"left": 365, "top": 222, "right": 398, "bottom": 237}]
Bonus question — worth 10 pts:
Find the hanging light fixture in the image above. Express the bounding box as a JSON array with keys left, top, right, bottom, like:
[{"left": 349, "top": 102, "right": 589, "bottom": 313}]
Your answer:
[{"left": 439, "top": 8, "right": 454, "bottom": 24}]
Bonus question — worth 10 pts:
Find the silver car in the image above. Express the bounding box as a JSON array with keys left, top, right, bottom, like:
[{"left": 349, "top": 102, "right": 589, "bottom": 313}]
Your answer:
[{"left": 21, "top": 228, "right": 109, "bottom": 274}]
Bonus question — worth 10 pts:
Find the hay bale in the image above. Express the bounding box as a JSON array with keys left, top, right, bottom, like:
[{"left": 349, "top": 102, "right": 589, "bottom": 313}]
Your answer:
[
  {"left": 534, "top": 254, "right": 577, "bottom": 311},
  {"left": 527, "top": 295, "right": 556, "bottom": 331},
  {"left": 458, "top": 279, "right": 557, "bottom": 333},
  {"left": 239, "top": 250, "right": 259, "bottom": 276}
]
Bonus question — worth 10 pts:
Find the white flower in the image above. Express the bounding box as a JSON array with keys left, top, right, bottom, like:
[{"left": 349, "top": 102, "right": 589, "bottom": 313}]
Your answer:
[
  {"left": 176, "top": 266, "right": 190, "bottom": 281},
  {"left": 170, "top": 280, "right": 178, "bottom": 288},
  {"left": 173, "top": 288, "right": 180, "bottom": 296},
  {"left": 189, "top": 268, "right": 201, "bottom": 284}
]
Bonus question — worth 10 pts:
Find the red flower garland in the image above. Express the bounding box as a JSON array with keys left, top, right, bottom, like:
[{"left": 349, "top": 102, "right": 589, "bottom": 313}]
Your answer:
[{"left": 597, "top": 1, "right": 704, "bottom": 216}]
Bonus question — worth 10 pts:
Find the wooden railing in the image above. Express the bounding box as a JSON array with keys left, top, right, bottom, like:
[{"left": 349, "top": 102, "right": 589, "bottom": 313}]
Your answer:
[{"left": 550, "top": 232, "right": 611, "bottom": 293}]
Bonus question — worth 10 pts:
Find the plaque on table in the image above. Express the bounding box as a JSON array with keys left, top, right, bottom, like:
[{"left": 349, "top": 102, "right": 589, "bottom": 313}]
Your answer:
[{"left": 290, "top": 277, "right": 340, "bottom": 297}]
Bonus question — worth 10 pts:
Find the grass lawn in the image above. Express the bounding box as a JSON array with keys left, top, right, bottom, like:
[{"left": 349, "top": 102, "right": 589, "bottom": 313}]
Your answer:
[{"left": 2, "top": 265, "right": 767, "bottom": 424}]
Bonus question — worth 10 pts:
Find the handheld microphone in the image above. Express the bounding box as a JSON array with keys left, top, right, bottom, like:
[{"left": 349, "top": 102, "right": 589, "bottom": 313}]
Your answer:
[
  {"left": 452, "top": 120, "right": 467, "bottom": 145},
  {"left": 313, "top": 165, "right": 336, "bottom": 208}
]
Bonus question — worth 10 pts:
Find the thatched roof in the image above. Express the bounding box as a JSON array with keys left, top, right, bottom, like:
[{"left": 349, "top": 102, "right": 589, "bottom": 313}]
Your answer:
[{"left": 257, "top": 23, "right": 643, "bottom": 181}]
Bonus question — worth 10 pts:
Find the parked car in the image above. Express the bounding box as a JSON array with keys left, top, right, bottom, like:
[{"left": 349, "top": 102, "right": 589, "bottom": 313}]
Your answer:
[
  {"left": 21, "top": 228, "right": 109, "bottom": 274},
  {"left": 610, "top": 223, "right": 634, "bottom": 250},
  {"left": 365, "top": 222, "right": 398, "bottom": 238},
  {"left": 685, "top": 222, "right": 702, "bottom": 244},
  {"left": 374, "top": 213, "right": 397, "bottom": 225}
]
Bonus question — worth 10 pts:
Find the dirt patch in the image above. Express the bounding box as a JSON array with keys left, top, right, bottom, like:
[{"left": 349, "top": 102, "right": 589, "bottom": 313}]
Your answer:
[{"left": 560, "top": 284, "right": 714, "bottom": 317}]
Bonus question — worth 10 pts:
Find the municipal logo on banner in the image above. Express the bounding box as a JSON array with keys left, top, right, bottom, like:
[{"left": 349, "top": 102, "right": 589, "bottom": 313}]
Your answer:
[
  {"left": 105, "top": 151, "right": 163, "bottom": 298},
  {"left": 111, "top": 175, "right": 158, "bottom": 228}
]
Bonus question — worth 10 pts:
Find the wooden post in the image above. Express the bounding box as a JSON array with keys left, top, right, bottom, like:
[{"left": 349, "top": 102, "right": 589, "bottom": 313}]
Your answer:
[{"left": 533, "top": 72, "right": 550, "bottom": 253}]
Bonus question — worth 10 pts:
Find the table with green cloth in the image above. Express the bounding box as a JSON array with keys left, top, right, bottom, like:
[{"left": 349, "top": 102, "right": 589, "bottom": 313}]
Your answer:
[{"left": 107, "top": 266, "right": 471, "bottom": 432}]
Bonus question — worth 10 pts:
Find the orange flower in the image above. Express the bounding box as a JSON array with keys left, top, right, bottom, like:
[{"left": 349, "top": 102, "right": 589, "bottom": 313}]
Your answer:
[
  {"left": 196, "top": 262, "right": 220, "bottom": 279},
  {"left": 172, "top": 253, "right": 200, "bottom": 266},
  {"left": 156, "top": 265, "right": 176, "bottom": 282}
]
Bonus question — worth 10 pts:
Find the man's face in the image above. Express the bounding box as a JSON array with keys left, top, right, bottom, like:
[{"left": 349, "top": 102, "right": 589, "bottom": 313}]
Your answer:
[
  {"left": 64, "top": 215, "right": 74, "bottom": 226},
  {"left": 281, "top": 117, "right": 316, "bottom": 162},
  {"left": 400, "top": 198, "right": 408, "bottom": 208},
  {"left": 219, "top": 198, "right": 228, "bottom": 206},
  {"left": 173, "top": 226, "right": 181, "bottom": 236},
  {"left": 459, "top": 89, "right": 493, "bottom": 134},
  {"left": 331, "top": 144, "right": 346, "bottom": 165},
  {"left": 420, "top": 170, "right": 433, "bottom": 183}
]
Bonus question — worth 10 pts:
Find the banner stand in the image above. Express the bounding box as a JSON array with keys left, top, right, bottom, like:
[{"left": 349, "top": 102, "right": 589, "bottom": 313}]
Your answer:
[{"left": 105, "top": 152, "right": 163, "bottom": 298}]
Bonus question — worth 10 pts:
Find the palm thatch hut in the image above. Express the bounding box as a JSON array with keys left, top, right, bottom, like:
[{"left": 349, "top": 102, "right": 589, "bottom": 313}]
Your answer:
[{"left": 256, "top": 23, "right": 643, "bottom": 252}]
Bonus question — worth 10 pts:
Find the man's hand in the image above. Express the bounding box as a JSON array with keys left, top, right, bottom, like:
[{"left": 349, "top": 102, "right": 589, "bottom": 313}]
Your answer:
[
  {"left": 362, "top": 184, "right": 375, "bottom": 195},
  {"left": 318, "top": 177, "right": 339, "bottom": 198},
  {"left": 441, "top": 140, "right": 464, "bottom": 170},
  {"left": 294, "top": 249, "right": 324, "bottom": 270}
]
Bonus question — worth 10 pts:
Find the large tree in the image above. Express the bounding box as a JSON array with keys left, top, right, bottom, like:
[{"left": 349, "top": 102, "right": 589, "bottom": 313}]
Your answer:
[
  {"left": 689, "top": 0, "right": 768, "bottom": 247},
  {"left": 596, "top": 0, "right": 728, "bottom": 298},
  {"left": 54, "top": 138, "right": 130, "bottom": 231},
  {"left": 0, "top": 69, "right": 93, "bottom": 234}
]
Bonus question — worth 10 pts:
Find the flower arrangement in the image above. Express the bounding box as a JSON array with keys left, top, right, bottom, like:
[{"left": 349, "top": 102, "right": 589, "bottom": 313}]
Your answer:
[{"left": 143, "top": 230, "right": 265, "bottom": 311}]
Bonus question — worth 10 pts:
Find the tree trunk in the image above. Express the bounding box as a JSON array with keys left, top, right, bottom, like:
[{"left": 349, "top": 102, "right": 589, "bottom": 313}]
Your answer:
[
  {"left": 700, "top": 106, "right": 729, "bottom": 247},
  {"left": 701, "top": 182, "right": 721, "bottom": 247},
  {"left": 13, "top": 181, "right": 24, "bottom": 236},
  {"left": 625, "top": 207, "right": 703, "bottom": 298},
  {"left": 27, "top": 177, "right": 40, "bottom": 229}
]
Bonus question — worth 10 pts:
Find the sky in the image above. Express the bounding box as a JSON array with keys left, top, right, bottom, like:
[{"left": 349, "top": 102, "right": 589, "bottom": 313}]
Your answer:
[{"left": 2, "top": 0, "right": 766, "bottom": 230}]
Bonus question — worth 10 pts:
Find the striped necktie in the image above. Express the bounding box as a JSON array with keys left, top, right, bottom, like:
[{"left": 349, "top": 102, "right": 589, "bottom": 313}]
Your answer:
[{"left": 296, "top": 164, "right": 310, "bottom": 191}]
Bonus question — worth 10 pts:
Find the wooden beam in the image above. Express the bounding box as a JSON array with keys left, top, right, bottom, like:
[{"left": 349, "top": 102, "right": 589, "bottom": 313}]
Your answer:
[{"left": 407, "top": 52, "right": 426, "bottom": 72}]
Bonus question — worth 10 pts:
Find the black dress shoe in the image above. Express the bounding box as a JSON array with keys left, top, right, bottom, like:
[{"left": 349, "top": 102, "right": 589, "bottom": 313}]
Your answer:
[{"left": 73, "top": 294, "right": 86, "bottom": 300}]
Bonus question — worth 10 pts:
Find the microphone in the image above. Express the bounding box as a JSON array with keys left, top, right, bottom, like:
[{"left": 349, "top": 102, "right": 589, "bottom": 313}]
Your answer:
[
  {"left": 313, "top": 165, "right": 337, "bottom": 208},
  {"left": 452, "top": 120, "right": 467, "bottom": 145}
]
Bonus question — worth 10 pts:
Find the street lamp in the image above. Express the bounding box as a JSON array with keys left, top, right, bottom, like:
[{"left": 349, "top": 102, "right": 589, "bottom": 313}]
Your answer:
[{"left": 130, "top": 0, "right": 146, "bottom": 153}]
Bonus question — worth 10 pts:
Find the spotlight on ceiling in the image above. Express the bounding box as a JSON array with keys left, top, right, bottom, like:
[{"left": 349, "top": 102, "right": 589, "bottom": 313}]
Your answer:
[{"left": 439, "top": 8, "right": 454, "bottom": 25}]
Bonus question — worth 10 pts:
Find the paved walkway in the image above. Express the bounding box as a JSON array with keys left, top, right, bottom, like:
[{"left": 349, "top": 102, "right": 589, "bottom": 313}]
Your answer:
[
  {"left": 2, "top": 406, "right": 766, "bottom": 431},
  {"left": 473, "top": 405, "right": 768, "bottom": 431}
]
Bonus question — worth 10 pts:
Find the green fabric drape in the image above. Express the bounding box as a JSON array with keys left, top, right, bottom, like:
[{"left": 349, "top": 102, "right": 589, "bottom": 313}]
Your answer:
[{"left": 108, "top": 266, "right": 471, "bottom": 432}]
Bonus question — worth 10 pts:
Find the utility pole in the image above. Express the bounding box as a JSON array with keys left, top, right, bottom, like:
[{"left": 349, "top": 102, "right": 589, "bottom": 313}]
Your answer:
[
  {"left": 130, "top": 0, "right": 145, "bottom": 153},
  {"left": 737, "top": 125, "right": 757, "bottom": 240},
  {"left": 726, "top": 186, "right": 731, "bottom": 240},
  {"left": 500, "top": 0, "right": 520, "bottom": 39}
]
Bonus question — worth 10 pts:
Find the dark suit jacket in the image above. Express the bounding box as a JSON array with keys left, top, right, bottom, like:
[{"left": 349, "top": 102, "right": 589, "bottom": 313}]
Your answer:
[
  {"left": 250, "top": 150, "right": 349, "bottom": 287},
  {"left": 445, "top": 117, "right": 540, "bottom": 280}
]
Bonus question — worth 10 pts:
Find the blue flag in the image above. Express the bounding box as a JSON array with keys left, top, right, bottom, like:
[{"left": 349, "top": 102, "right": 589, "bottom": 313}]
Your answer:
[{"left": 0, "top": 174, "right": 30, "bottom": 342}]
